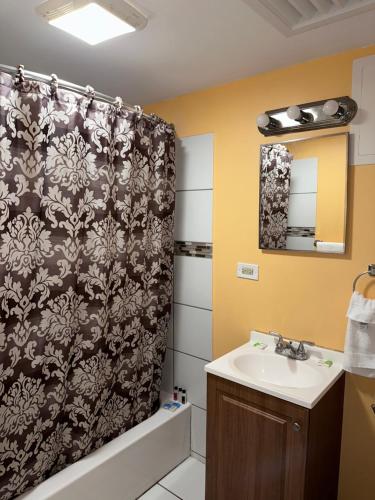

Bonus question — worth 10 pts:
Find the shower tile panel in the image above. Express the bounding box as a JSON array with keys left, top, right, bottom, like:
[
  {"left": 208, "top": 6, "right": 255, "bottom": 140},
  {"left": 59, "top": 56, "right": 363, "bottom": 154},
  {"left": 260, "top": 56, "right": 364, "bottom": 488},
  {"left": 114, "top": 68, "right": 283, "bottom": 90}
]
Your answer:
[
  {"left": 290, "top": 157, "right": 318, "bottom": 194},
  {"left": 191, "top": 405, "right": 207, "bottom": 458},
  {"left": 161, "top": 348, "right": 174, "bottom": 395},
  {"left": 176, "top": 134, "right": 214, "bottom": 191},
  {"left": 174, "top": 351, "right": 207, "bottom": 409},
  {"left": 175, "top": 190, "right": 213, "bottom": 243},
  {"left": 287, "top": 193, "right": 317, "bottom": 228},
  {"left": 167, "top": 308, "right": 173, "bottom": 349},
  {"left": 174, "top": 256, "right": 212, "bottom": 310},
  {"left": 173, "top": 304, "right": 212, "bottom": 361},
  {"left": 286, "top": 236, "right": 315, "bottom": 251}
]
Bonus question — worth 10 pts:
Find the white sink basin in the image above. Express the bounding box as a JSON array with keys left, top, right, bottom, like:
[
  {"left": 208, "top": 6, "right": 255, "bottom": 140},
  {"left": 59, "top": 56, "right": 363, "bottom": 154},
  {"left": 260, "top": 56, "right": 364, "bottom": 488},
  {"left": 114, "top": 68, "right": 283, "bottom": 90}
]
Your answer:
[
  {"left": 205, "top": 331, "right": 344, "bottom": 409},
  {"left": 232, "top": 352, "right": 324, "bottom": 389}
]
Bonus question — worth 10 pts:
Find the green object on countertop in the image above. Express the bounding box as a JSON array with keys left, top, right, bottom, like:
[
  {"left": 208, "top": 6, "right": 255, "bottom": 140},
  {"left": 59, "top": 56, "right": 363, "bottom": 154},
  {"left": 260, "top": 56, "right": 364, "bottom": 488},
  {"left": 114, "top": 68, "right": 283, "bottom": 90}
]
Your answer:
[
  {"left": 318, "top": 359, "right": 333, "bottom": 368},
  {"left": 253, "top": 341, "right": 268, "bottom": 350}
]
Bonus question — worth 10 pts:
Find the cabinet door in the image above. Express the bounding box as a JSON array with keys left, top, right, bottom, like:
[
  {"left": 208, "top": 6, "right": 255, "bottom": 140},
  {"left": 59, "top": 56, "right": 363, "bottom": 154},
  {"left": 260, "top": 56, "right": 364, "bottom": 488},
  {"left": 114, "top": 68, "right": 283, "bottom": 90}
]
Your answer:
[
  {"left": 206, "top": 375, "right": 309, "bottom": 500},
  {"left": 351, "top": 55, "right": 375, "bottom": 165}
]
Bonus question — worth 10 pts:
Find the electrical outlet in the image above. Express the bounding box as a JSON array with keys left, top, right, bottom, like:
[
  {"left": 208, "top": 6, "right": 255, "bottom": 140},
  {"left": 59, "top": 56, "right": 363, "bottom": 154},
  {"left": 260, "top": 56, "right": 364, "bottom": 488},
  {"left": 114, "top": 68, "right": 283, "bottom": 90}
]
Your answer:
[{"left": 237, "top": 263, "right": 259, "bottom": 281}]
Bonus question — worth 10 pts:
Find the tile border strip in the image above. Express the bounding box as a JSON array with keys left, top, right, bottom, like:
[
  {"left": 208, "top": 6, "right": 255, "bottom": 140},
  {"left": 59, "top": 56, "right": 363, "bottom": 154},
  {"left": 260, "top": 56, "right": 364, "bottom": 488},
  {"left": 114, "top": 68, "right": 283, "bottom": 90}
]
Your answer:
[
  {"left": 286, "top": 226, "right": 315, "bottom": 238},
  {"left": 174, "top": 241, "right": 212, "bottom": 258}
]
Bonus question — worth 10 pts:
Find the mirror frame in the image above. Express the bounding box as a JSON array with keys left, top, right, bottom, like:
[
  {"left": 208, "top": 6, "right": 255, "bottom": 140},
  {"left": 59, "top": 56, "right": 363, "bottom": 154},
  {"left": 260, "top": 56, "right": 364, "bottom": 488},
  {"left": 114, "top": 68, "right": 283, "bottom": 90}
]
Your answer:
[{"left": 258, "top": 132, "right": 349, "bottom": 253}]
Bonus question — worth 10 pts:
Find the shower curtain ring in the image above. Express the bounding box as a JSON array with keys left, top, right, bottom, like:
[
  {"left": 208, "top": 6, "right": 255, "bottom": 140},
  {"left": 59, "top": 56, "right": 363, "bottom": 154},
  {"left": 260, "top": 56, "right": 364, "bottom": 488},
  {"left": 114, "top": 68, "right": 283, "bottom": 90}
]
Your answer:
[
  {"left": 115, "top": 96, "right": 123, "bottom": 111},
  {"left": 85, "top": 85, "right": 95, "bottom": 102},
  {"left": 50, "top": 73, "right": 59, "bottom": 96},
  {"left": 14, "top": 64, "right": 25, "bottom": 87}
]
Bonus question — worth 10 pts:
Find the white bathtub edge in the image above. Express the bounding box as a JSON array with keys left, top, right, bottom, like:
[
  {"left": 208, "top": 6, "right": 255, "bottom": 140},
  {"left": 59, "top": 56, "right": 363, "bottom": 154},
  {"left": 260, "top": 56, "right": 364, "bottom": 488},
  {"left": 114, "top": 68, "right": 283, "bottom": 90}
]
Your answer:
[{"left": 17, "top": 402, "right": 191, "bottom": 500}]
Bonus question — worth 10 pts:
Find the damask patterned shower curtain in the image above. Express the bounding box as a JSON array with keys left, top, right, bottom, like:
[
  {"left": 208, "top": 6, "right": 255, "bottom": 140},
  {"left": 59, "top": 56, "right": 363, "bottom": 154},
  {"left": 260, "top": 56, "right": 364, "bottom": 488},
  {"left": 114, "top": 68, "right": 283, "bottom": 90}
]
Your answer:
[
  {"left": 259, "top": 143, "right": 293, "bottom": 249},
  {"left": 0, "top": 71, "right": 175, "bottom": 499}
]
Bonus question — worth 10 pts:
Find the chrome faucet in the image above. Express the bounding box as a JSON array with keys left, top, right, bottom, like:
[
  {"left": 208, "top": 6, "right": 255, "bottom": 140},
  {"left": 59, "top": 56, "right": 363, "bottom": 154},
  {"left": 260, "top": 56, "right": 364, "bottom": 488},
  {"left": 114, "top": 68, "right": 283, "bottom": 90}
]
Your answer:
[{"left": 269, "top": 332, "right": 314, "bottom": 361}]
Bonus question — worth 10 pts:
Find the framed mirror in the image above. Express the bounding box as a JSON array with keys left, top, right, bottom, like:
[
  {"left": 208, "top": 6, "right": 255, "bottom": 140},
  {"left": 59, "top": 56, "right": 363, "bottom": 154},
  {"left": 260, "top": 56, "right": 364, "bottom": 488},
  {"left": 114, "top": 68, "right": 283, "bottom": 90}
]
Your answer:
[{"left": 259, "top": 133, "right": 348, "bottom": 253}]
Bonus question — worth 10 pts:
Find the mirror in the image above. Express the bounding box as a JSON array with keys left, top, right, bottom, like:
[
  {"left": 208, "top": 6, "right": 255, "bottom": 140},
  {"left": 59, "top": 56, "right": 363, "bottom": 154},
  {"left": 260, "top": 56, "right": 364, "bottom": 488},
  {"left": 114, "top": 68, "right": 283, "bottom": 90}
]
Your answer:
[{"left": 259, "top": 133, "right": 348, "bottom": 253}]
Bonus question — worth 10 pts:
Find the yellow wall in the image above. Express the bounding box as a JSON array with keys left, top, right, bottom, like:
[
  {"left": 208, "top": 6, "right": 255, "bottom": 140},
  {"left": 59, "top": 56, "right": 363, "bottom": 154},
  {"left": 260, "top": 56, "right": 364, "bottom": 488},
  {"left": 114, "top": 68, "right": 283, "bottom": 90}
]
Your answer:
[
  {"left": 287, "top": 133, "right": 348, "bottom": 242},
  {"left": 145, "top": 46, "right": 375, "bottom": 500}
]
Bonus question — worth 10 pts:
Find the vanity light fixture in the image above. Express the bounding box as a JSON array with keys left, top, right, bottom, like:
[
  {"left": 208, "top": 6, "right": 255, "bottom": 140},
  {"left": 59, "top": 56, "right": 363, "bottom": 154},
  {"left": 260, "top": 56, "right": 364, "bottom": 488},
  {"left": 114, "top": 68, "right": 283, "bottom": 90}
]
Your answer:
[
  {"left": 36, "top": 0, "right": 148, "bottom": 45},
  {"left": 257, "top": 96, "right": 357, "bottom": 136},
  {"left": 256, "top": 113, "right": 280, "bottom": 130},
  {"left": 286, "top": 105, "right": 313, "bottom": 124}
]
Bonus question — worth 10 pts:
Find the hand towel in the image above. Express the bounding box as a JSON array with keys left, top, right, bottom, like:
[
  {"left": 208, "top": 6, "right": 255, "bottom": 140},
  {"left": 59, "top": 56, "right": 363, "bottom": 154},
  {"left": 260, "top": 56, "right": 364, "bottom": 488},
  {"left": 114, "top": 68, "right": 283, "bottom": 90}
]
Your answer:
[{"left": 343, "top": 292, "right": 375, "bottom": 378}]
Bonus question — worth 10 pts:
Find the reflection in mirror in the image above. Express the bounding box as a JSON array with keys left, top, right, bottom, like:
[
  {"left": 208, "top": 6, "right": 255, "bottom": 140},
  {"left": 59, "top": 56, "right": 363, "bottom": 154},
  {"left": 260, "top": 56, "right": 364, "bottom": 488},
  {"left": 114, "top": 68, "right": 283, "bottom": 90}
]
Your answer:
[{"left": 259, "top": 133, "right": 348, "bottom": 253}]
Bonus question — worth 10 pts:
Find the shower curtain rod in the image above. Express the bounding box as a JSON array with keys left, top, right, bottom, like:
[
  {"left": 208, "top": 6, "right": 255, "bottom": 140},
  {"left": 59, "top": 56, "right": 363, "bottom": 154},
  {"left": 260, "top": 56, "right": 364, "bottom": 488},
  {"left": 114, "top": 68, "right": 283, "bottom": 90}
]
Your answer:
[{"left": 0, "top": 64, "right": 170, "bottom": 126}]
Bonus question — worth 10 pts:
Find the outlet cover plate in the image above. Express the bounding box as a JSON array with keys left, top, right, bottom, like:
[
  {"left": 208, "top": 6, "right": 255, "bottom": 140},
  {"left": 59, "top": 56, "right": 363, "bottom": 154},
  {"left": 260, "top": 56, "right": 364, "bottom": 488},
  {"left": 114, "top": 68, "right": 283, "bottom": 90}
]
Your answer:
[{"left": 237, "top": 263, "right": 259, "bottom": 281}]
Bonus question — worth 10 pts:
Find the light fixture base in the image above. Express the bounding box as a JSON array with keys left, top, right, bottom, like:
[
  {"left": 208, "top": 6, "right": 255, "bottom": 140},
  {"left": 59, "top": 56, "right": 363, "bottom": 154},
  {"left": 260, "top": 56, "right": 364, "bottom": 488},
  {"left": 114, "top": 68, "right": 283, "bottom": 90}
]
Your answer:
[{"left": 258, "top": 96, "right": 357, "bottom": 137}]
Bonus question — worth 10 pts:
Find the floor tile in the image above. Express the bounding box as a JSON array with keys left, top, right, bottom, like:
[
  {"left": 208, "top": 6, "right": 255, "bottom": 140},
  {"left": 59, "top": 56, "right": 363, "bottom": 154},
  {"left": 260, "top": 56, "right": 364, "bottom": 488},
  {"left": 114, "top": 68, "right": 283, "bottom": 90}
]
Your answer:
[
  {"left": 159, "top": 457, "right": 205, "bottom": 500},
  {"left": 138, "top": 484, "right": 179, "bottom": 499}
]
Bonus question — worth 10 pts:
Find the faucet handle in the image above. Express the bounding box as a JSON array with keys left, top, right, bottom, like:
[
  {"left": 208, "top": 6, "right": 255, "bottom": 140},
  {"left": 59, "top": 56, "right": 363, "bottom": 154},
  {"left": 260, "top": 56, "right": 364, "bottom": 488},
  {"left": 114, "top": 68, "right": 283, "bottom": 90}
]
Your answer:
[
  {"left": 269, "top": 331, "right": 283, "bottom": 339},
  {"left": 269, "top": 331, "right": 285, "bottom": 347},
  {"left": 298, "top": 340, "right": 315, "bottom": 347},
  {"left": 297, "top": 340, "right": 315, "bottom": 355}
]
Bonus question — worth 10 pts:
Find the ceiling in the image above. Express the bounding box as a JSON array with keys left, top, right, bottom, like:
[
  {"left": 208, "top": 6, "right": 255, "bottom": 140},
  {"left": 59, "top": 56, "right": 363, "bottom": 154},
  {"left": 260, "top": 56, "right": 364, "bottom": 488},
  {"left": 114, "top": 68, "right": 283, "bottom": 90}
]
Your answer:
[{"left": 0, "top": 0, "right": 375, "bottom": 105}]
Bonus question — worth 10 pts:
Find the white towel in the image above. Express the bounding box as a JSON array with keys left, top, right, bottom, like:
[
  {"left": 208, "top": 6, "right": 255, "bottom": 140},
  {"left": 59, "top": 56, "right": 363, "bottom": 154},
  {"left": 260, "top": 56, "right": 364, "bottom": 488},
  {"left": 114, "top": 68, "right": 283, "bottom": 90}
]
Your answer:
[{"left": 343, "top": 292, "right": 375, "bottom": 378}]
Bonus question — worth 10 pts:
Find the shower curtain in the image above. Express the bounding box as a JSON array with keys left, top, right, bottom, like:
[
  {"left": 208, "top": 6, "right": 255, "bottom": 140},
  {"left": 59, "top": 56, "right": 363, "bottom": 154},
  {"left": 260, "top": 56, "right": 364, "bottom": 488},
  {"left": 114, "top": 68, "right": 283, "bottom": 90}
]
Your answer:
[
  {"left": 259, "top": 143, "right": 292, "bottom": 249},
  {"left": 0, "top": 71, "right": 175, "bottom": 499}
]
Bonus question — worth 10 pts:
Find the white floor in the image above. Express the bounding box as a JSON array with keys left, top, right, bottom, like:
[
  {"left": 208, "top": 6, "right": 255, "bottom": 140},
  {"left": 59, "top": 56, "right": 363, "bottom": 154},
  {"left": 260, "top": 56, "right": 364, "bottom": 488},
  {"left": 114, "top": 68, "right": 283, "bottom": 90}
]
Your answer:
[{"left": 138, "top": 457, "right": 205, "bottom": 500}]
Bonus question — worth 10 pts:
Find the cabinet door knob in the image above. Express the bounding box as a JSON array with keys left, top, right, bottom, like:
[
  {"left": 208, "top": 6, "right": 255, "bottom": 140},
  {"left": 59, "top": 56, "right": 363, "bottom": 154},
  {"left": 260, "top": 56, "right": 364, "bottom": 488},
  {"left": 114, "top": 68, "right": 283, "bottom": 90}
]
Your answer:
[{"left": 292, "top": 422, "right": 301, "bottom": 432}]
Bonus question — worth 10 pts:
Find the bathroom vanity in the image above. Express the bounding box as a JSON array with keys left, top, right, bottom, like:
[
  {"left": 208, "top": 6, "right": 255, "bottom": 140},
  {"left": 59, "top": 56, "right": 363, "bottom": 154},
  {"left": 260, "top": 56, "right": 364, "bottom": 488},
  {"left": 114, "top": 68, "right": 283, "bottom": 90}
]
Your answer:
[{"left": 205, "top": 331, "right": 345, "bottom": 500}]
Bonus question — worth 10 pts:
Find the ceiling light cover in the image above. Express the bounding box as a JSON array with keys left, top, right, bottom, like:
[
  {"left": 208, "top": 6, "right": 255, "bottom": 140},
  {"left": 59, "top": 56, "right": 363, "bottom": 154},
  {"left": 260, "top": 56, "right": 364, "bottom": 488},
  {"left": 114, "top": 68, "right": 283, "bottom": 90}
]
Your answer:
[{"left": 36, "top": 0, "right": 147, "bottom": 45}]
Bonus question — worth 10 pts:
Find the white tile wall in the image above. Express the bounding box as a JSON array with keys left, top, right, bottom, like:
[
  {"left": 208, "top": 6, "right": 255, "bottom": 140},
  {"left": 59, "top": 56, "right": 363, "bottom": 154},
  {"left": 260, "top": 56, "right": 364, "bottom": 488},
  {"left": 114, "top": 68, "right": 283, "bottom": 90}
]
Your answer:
[
  {"left": 174, "top": 256, "right": 212, "bottom": 310},
  {"left": 167, "top": 309, "right": 173, "bottom": 350},
  {"left": 190, "top": 451, "right": 206, "bottom": 464},
  {"left": 191, "top": 405, "right": 207, "bottom": 457},
  {"left": 175, "top": 190, "right": 213, "bottom": 242},
  {"left": 175, "top": 134, "right": 214, "bottom": 191},
  {"left": 287, "top": 193, "right": 317, "bottom": 228},
  {"left": 174, "top": 351, "right": 207, "bottom": 410},
  {"left": 286, "top": 236, "right": 315, "bottom": 251},
  {"left": 290, "top": 158, "right": 318, "bottom": 194},
  {"left": 174, "top": 304, "right": 212, "bottom": 361},
  {"left": 161, "top": 133, "right": 213, "bottom": 462},
  {"left": 161, "top": 348, "right": 174, "bottom": 395}
]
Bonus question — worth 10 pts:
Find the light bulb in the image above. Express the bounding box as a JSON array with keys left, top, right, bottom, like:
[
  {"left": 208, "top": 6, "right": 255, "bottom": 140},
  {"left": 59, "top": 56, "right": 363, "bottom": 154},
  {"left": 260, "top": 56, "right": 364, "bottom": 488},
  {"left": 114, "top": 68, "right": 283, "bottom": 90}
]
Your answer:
[
  {"left": 287, "top": 105, "right": 313, "bottom": 124},
  {"left": 256, "top": 113, "right": 270, "bottom": 128},
  {"left": 287, "top": 105, "right": 302, "bottom": 121},
  {"left": 323, "top": 99, "right": 343, "bottom": 117}
]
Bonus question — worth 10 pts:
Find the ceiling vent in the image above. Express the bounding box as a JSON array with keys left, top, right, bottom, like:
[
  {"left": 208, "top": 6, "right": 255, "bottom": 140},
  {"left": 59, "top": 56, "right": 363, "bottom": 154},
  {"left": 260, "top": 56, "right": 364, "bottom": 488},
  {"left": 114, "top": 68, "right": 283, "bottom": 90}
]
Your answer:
[{"left": 243, "top": 0, "right": 375, "bottom": 36}]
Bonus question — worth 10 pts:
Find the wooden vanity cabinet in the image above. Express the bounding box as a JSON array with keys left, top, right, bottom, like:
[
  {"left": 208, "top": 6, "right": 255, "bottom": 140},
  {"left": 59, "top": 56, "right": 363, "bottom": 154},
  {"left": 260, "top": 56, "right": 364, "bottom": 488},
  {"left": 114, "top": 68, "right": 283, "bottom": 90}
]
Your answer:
[{"left": 206, "top": 373, "right": 345, "bottom": 500}]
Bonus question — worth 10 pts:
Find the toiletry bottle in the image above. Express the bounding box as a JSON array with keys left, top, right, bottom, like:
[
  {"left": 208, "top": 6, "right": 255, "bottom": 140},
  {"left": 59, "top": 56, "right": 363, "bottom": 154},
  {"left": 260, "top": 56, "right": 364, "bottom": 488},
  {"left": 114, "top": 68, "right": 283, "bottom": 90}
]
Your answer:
[
  {"left": 181, "top": 389, "right": 187, "bottom": 404},
  {"left": 178, "top": 387, "right": 183, "bottom": 402},
  {"left": 173, "top": 386, "right": 178, "bottom": 401}
]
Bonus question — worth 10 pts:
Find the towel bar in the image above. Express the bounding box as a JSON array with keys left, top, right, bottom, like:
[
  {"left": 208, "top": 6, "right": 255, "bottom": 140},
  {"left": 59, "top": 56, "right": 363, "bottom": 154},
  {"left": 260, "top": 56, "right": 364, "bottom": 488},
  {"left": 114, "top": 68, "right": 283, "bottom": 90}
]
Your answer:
[{"left": 352, "top": 264, "right": 375, "bottom": 292}]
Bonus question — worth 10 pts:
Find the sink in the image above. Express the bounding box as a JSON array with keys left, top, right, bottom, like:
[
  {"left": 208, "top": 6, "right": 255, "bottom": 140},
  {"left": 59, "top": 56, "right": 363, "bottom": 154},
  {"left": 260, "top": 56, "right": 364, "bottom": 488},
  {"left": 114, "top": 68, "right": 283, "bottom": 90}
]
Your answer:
[
  {"left": 232, "top": 352, "right": 324, "bottom": 389},
  {"left": 205, "top": 330, "right": 344, "bottom": 409}
]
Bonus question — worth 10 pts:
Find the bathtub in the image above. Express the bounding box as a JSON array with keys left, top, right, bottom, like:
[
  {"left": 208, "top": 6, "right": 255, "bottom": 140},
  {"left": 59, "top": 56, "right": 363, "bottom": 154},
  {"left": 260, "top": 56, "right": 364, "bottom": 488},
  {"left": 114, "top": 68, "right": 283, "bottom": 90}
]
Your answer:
[{"left": 16, "top": 398, "right": 191, "bottom": 500}]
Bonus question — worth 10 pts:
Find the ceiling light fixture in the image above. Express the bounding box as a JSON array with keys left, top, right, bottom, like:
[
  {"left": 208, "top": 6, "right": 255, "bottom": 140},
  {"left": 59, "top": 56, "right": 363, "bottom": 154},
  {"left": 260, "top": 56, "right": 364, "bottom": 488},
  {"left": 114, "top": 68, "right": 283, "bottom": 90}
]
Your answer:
[{"left": 36, "top": 0, "right": 148, "bottom": 45}]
